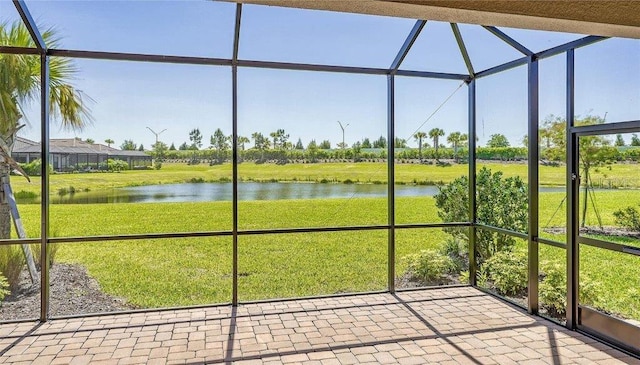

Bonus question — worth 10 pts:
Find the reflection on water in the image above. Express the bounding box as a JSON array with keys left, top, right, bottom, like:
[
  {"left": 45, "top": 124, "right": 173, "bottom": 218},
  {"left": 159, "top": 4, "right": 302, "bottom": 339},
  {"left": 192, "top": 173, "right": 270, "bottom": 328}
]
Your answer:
[{"left": 22, "top": 182, "right": 566, "bottom": 204}]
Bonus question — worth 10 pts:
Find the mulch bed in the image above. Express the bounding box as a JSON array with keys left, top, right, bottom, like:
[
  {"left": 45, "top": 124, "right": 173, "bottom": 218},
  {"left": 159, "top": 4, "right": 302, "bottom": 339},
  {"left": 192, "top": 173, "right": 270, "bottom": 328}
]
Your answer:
[{"left": 0, "top": 263, "right": 133, "bottom": 320}]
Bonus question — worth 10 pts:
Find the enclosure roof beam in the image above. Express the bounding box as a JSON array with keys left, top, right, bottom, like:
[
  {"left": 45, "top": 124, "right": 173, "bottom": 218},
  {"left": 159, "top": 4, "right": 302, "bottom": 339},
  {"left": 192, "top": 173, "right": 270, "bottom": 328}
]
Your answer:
[
  {"left": 482, "top": 26, "right": 533, "bottom": 56},
  {"left": 12, "top": 0, "right": 45, "bottom": 52},
  {"left": 536, "top": 35, "right": 607, "bottom": 60},
  {"left": 232, "top": 3, "right": 242, "bottom": 64},
  {"left": 389, "top": 20, "right": 426, "bottom": 73},
  {"left": 450, "top": 23, "right": 474, "bottom": 77}
]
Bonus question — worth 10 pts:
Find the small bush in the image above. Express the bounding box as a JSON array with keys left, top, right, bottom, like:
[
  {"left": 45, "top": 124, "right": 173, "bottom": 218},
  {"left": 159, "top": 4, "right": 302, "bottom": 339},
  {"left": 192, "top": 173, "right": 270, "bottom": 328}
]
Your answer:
[
  {"left": 0, "top": 274, "right": 9, "bottom": 302},
  {"left": 539, "top": 262, "right": 566, "bottom": 317},
  {"left": 539, "top": 262, "right": 601, "bottom": 318},
  {"left": 0, "top": 246, "right": 24, "bottom": 292},
  {"left": 404, "top": 249, "right": 454, "bottom": 284},
  {"left": 14, "top": 191, "right": 38, "bottom": 200},
  {"left": 440, "top": 237, "right": 467, "bottom": 272},
  {"left": 107, "top": 159, "right": 129, "bottom": 172},
  {"left": 480, "top": 250, "right": 527, "bottom": 297},
  {"left": 18, "top": 159, "right": 53, "bottom": 176},
  {"left": 613, "top": 205, "right": 640, "bottom": 231}
]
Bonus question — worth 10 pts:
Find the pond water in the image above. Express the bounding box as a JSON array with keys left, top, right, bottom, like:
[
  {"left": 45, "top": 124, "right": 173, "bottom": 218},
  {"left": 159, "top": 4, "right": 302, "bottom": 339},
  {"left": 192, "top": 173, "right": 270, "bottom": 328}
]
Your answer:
[{"left": 38, "top": 182, "right": 567, "bottom": 204}]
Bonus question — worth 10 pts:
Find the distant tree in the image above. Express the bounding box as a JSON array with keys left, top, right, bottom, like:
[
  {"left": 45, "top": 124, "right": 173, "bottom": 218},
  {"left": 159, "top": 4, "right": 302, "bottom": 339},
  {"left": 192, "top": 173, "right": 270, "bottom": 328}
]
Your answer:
[
  {"left": 319, "top": 140, "right": 331, "bottom": 149},
  {"left": 189, "top": 128, "right": 203, "bottom": 150},
  {"left": 169, "top": 142, "right": 176, "bottom": 150},
  {"left": 104, "top": 138, "right": 114, "bottom": 147},
  {"left": 361, "top": 138, "right": 372, "bottom": 149},
  {"left": 295, "top": 138, "right": 304, "bottom": 150},
  {"left": 373, "top": 136, "right": 386, "bottom": 149},
  {"left": 275, "top": 129, "right": 289, "bottom": 150},
  {"left": 237, "top": 136, "right": 250, "bottom": 150},
  {"left": 413, "top": 131, "right": 427, "bottom": 160},
  {"left": 85, "top": 138, "right": 95, "bottom": 144},
  {"left": 251, "top": 132, "right": 265, "bottom": 149},
  {"left": 615, "top": 134, "right": 625, "bottom": 147},
  {"left": 487, "top": 133, "right": 510, "bottom": 148},
  {"left": 210, "top": 128, "right": 230, "bottom": 163},
  {"left": 269, "top": 131, "right": 278, "bottom": 149},
  {"left": 120, "top": 139, "right": 137, "bottom": 150},
  {"left": 351, "top": 141, "right": 362, "bottom": 162},
  {"left": 251, "top": 132, "right": 269, "bottom": 161},
  {"left": 632, "top": 134, "right": 640, "bottom": 146},
  {"left": 429, "top": 128, "right": 445, "bottom": 157},
  {"left": 394, "top": 137, "right": 407, "bottom": 148},
  {"left": 307, "top": 139, "right": 319, "bottom": 162},
  {"left": 539, "top": 115, "right": 614, "bottom": 227},
  {"left": 138, "top": 144, "right": 145, "bottom": 151},
  {"left": 178, "top": 142, "right": 189, "bottom": 150},
  {"left": 151, "top": 141, "right": 168, "bottom": 169},
  {"left": 447, "top": 132, "right": 468, "bottom": 161}
]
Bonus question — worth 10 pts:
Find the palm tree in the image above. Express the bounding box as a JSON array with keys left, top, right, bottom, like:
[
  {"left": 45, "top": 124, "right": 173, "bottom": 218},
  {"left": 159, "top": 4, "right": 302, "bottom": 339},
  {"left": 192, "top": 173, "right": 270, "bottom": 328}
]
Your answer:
[
  {"left": 237, "top": 136, "right": 250, "bottom": 151},
  {"left": 0, "top": 22, "right": 91, "bottom": 239},
  {"left": 446, "top": 132, "right": 468, "bottom": 162},
  {"left": 104, "top": 138, "right": 114, "bottom": 148},
  {"left": 413, "top": 131, "right": 427, "bottom": 161},
  {"left": 428, "top": 128, "right": 445, "bottom": 158}
]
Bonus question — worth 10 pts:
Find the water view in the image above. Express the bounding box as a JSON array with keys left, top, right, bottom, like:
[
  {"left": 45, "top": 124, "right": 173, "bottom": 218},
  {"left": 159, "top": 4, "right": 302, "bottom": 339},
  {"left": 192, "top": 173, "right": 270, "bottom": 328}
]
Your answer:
[{"left": 32, "top": 182, "right": 568, "bottom": 204}]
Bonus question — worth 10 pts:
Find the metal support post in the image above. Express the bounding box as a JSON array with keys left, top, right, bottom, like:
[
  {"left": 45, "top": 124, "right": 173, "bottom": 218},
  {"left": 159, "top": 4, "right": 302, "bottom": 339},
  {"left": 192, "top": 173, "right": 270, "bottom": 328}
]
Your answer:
[
  {"left": 467, "top": 79, "right": 477, "bottom": 285},
  {"left": 566, "top": 49, "right": 579, "bottom": 329},
  {"left": 527, "top": 57, "right": 539, "bottom": 315},
  {"left": 231, "top": 3, "right": 241, "bottom": 306},
  {"left": 40, "top": 54, "right": 50, "bottom": 322},
  {"left": 387, "top": 74, "right": 395, "bottom": 293}
]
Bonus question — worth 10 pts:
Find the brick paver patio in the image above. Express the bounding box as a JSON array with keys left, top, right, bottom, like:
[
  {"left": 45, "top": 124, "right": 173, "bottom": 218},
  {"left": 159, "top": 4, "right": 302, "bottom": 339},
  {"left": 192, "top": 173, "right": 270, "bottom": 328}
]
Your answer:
[{"left": 0, "top": 287, "right": 637, "bottom": 364}]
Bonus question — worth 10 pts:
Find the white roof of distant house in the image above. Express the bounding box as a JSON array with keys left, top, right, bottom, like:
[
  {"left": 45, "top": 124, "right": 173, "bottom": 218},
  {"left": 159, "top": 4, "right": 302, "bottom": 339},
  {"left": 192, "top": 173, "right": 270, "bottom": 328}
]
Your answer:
[{"left": 12, "top": 137, "right": 149, "bottom": 157}]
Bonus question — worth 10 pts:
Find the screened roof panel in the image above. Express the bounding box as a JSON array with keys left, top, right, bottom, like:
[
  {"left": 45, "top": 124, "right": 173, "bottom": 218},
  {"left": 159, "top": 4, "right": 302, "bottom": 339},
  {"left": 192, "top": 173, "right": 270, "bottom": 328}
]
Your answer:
[
  {"left": 238, "top": 5, "right": 416, "bottom": 68},
  {"left": 574, "top": 38, "right": 640, "bottom": 123},
  {"left": 496, "top": 26, "right": 587, "bottom": 54},
  {"left": 400, "top": 21, "right": 469, "bottom": 75},
  {"left": 457, "top": 24, "right": 525, "bottom": 73},
  {"left": 22, "top": 0, "right": 235, "bottom": 58}
]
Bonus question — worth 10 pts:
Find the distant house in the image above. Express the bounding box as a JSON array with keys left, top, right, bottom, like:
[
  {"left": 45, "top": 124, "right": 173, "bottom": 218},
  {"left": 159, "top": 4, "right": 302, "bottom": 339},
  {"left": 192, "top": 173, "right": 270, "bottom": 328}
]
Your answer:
[{"left": 12, "top": 137, "right": 152, "bottom": 172}]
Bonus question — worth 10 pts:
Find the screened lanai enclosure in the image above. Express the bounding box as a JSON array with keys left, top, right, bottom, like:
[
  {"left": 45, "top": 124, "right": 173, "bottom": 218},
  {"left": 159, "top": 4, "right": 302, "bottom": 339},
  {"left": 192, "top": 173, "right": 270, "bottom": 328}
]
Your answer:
[{"left": 0, "top": 0, "right": 639, "bottom": 358}]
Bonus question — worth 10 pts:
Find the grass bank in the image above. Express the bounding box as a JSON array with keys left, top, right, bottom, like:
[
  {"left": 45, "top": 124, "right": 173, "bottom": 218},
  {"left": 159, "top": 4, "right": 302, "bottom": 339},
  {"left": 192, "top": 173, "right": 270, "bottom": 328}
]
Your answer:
[{"left": 11, "top": 161, "right": 639, "bottom": 198}]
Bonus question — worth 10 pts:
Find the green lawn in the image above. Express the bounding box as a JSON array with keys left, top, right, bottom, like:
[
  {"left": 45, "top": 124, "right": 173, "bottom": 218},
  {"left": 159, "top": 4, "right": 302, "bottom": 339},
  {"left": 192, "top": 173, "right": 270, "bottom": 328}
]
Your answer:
[
  {"left": 10, "top": 191, "right": 639, "bottom": 321},
  {"left": 4, "top": 162, "right": 639, "bottom": 321}
]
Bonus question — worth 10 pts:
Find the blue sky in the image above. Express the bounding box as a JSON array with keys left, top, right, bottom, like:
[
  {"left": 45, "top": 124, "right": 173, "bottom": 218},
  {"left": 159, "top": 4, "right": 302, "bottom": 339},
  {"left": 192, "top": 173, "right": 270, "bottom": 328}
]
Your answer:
[{"left": 2, "top": 0, "right": 639, "bottom": 149}]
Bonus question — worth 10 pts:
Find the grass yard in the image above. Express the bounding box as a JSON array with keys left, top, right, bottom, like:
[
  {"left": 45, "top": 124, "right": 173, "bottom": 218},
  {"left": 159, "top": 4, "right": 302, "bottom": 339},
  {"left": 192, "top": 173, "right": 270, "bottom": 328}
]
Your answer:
[
  {"left": 4, "top": 162, "right": 639, "bottom": 321},
  {"left": 10, "top": 191, "right": 639, "bottom": 322}
]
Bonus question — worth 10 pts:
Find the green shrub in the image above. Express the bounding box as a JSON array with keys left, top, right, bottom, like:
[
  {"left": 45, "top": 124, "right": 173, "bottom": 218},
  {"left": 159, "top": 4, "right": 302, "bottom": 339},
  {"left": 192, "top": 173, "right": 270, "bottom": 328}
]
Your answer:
[
  {"left": 404, "top": 249, "right": 454, "bottom": 284},
  {"left": 539, "top": 262, "right": 601, "bottom": 318},
  {"left": 435, "top": 167, "right": 527, "bottom": 263},
  {"left": 0, "top": 274, "right": 9, "bottom": 302},
  {"left": 480, "top": 250, "right": 527, "bottom": 297},
  {"left": 0, "top": 246, "right": 24, "bottom": 292},
  {"left": 613, "top": 205, "right": 640, "bottom": 231},
  {"left": 440, "top": 237, "right": 467, "bottom": 272},
  {"left": 18, "top": 159, "right": 53, "bottom": 176},
  {"left": 539, "top": 262, "right": 566, "bottom": 317},
  {"left": 107, "top": 159, "right": 129, "bottom": 172}
]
